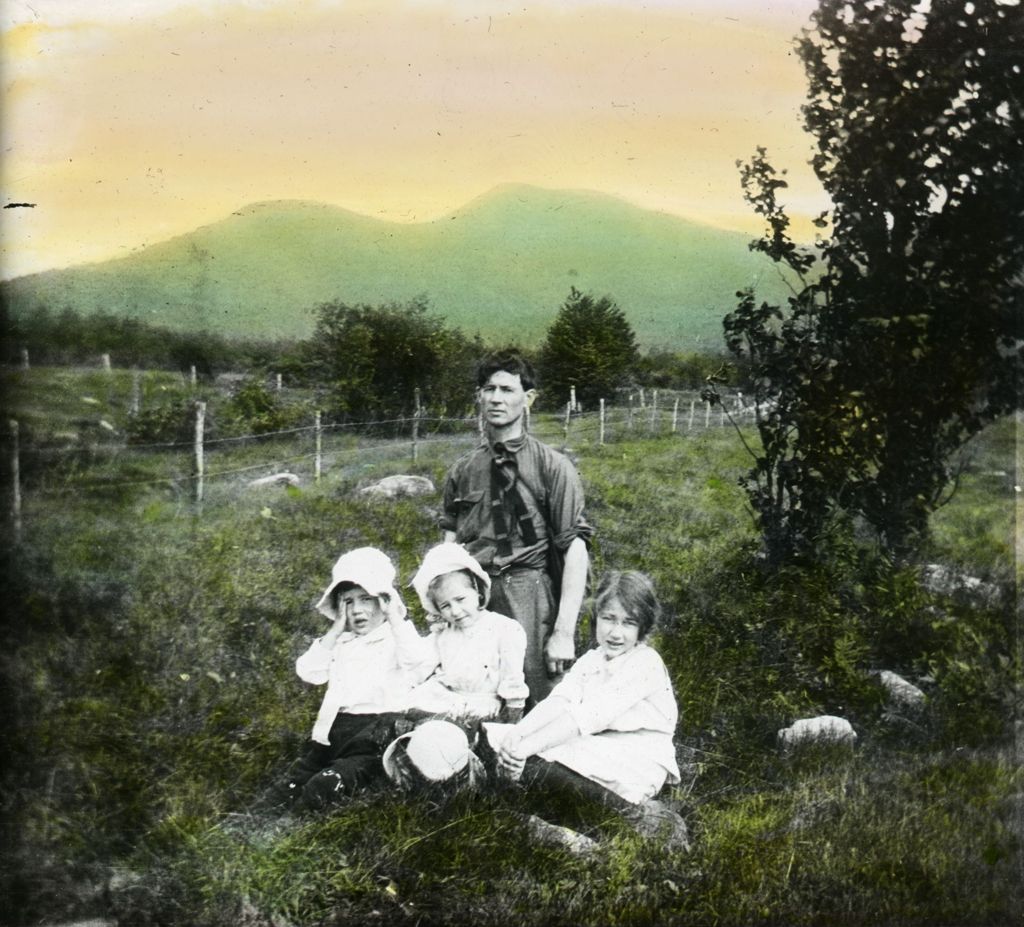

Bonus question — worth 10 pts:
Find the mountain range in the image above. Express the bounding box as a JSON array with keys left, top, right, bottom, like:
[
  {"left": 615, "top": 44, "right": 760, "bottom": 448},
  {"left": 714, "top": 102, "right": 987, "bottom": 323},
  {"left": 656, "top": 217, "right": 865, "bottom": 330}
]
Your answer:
[{"left": 1, "top": 183, "right": 795, "bottom": 351}]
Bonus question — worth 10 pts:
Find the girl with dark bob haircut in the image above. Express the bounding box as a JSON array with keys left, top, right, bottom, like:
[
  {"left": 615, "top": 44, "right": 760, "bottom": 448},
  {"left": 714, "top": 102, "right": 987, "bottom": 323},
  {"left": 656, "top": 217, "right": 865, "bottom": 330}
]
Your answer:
[
  {"left": 592, "top": 570, "right": 660, "bottom": 641},
  {"left": 478, "top": 570, "right": 688, "bottom": 849}
]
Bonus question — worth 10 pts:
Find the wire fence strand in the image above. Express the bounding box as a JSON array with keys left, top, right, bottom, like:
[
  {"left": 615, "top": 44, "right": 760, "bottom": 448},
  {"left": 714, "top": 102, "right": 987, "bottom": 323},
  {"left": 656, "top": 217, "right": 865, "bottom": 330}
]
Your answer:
[{"left": 9, "top": 392, "right": 757, "bottom": 507}]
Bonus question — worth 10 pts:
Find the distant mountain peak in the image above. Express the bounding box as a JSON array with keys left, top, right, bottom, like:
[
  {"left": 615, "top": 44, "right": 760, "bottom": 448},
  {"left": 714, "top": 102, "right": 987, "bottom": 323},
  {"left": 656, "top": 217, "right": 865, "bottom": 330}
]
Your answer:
[{"left": 1, "top": 185, "right": 793, "bottom": 350}]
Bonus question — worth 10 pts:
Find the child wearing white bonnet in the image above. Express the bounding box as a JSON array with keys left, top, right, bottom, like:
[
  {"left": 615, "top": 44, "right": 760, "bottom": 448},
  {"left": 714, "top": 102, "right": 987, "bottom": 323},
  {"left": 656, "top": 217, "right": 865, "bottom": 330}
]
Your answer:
[
  {"left": 259, "top": 546, "right": 434, "bottom": 811},
  {"left": 405, "top": 542, "right": 529, "bottom": 727}
]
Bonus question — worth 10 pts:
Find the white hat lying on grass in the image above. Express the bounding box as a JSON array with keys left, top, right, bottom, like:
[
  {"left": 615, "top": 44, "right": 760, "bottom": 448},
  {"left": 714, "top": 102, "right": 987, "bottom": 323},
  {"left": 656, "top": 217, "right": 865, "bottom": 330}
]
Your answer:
[{"left": 383, "top": 719, "right": 484, "bottom": 789}]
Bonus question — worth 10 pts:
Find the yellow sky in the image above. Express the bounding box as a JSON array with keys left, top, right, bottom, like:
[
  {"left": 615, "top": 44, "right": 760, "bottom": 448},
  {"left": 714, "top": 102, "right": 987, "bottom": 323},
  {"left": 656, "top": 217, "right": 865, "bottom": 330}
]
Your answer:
[{"left": 1, "top": 0, "right": 826, "bottom": 279}]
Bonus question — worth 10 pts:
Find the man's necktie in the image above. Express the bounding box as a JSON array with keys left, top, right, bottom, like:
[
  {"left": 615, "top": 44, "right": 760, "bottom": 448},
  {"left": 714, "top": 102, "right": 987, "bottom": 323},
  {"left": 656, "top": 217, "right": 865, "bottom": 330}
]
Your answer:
[{"left": 490, "top": 442, "right": 538, "bottom": 557}]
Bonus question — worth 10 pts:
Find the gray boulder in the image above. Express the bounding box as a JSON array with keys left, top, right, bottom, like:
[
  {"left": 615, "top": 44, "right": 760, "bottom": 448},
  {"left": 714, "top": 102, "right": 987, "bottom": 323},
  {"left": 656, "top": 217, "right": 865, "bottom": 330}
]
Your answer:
[
  {"left": 778, "top": 715, "right": 857, "bottom": 748},
  {"left": 247, "top": 472, "right": 301, "bottom": 489},
  {"left": 877, "top": 670, "right": 926, "bottom": 710},
  {"left": 359, "top": 474, "right": 436, "bottom": 499}
]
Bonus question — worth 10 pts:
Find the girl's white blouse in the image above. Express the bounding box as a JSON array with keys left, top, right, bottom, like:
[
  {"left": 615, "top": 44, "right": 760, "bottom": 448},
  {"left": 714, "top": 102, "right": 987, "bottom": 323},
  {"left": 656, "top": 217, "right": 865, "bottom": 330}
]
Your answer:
[
  {"left": 407, "top": 609, "right": 529, "bottom": 719},
  {"left": 537, "top": 643, "right": 681, "bottom": 804}
]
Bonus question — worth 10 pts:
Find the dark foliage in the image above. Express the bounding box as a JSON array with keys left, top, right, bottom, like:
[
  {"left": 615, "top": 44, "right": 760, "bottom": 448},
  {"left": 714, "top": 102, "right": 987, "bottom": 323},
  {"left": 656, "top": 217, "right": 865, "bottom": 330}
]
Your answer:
[
  {"left": 298, "top": 297, "right": 483, "bottom": 422},
  {"left": 0, "top": 303, "right": 292, "bottom": 376},
  {"left": 636, "top": 349, "right": 742, "bottom": 390},
  {"left": 717, "top": 0, "right": 1023, "bottom": 563},
  {"left": 538, "top": 287, "right": 640, "bottom": 410}
]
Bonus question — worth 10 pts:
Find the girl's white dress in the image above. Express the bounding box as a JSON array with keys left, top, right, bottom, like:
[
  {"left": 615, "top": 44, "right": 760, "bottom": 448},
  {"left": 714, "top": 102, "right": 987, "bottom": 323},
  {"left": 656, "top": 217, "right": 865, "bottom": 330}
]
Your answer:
[
  {"left": 407, "top": 609, "right": 529, "bottom": 721},
  {"left": 488, "top": 642, "right": 680, "bottom": 804}
]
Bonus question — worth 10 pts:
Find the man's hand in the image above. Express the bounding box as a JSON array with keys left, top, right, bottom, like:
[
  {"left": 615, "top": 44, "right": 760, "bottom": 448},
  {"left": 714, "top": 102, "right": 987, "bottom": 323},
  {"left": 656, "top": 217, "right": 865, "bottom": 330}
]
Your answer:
[{"left": 544, "top": 629, "right": 575, "bottom": 678}]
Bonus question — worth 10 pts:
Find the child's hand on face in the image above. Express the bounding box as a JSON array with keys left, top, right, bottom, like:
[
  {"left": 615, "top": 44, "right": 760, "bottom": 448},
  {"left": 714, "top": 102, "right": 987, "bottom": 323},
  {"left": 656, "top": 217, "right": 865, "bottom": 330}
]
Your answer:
[
  {"left": 323, "top": 612, "right": 349, "bottom": 645},
  {"left": 381, "top": 593, "right": 404, "bottom": 624}
]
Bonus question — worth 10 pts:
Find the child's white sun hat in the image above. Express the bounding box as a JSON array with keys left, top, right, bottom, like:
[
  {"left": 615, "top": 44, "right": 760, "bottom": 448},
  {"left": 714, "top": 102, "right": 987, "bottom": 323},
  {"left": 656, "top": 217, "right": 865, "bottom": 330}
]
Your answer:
[
  {"left": 410, "top": 542, "right": 491, "bottom": 615},
  {"left": 383, "top": 719, "right": 483, "bottom": 786},
  {"left": 315, "top": 547, "right": 406, "bottom": 621}
]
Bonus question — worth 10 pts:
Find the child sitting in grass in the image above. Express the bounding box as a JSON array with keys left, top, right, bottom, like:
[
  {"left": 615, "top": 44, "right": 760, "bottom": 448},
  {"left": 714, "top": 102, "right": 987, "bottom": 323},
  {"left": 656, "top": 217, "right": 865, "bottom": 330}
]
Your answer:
[
  {"left": 405, "top": 542, "right": 529, "bottom": 727},
  {"left": 260, "top": 546, "right": 432, "bottom": 811},
  {"left": 481, "top": 570, "right": 688, "bottom": 849}
]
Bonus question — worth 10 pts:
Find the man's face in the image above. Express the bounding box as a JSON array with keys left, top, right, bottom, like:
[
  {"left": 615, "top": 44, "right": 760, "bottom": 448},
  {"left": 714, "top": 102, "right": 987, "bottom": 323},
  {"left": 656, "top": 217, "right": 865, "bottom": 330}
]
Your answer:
[{"left": 479, "top": 370, "right": 536, "bottom": 430}]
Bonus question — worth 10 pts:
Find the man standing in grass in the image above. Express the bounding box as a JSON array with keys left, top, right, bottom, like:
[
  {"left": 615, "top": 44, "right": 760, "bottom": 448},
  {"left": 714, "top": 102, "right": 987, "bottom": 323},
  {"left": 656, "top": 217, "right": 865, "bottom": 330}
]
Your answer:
[{"left": 440, "top": 352, "right": 593, "bottom": 704}]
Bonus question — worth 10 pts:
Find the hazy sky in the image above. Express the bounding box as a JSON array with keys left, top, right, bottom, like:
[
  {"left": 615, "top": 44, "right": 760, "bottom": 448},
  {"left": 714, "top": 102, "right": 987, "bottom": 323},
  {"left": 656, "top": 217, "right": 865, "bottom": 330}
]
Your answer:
[{"left": 1, "top": 0, "right": 826, "bottom": 279}]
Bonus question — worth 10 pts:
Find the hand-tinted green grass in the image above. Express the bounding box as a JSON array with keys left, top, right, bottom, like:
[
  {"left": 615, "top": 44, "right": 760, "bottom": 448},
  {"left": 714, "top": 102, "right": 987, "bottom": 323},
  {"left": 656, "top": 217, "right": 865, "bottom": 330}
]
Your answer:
[{"left": 1, "top": 369, "right": 1018, "bottom": 926}]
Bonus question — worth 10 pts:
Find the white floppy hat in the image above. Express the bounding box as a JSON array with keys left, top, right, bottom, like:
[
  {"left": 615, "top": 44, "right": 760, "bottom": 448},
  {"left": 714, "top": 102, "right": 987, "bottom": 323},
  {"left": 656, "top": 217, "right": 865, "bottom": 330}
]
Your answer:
[
  {"left": 382, "top": 719, "right": 483, "bottom": 786},
  {"left": 411, "top": 542, "right": 491, "bottom": 615},
  {"left": 315, "top": 547, "right": 405, "bottom": 621}
]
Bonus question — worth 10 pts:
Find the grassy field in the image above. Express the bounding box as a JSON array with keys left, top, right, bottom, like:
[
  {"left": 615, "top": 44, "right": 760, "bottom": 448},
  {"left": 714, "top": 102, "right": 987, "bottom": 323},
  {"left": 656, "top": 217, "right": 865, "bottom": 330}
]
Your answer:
[{"left": 1, "top": 366, "right": 1020, "bottom": 926}]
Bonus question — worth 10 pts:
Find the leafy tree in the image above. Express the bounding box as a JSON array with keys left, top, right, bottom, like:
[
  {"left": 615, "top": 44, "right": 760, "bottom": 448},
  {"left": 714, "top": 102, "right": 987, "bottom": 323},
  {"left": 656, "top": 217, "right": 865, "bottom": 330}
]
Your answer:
[
  {"left": 302, "top": 296, "right": 478, "bottom": 421},
  {"left": 538, "top": 287, "right": 640, "bottom": 409},
  {"left": 223, "top": 376, "right": 291, "bottom": 435},
  {"left": 717, "top": 0, "right": 1023, "bottom": 562}
]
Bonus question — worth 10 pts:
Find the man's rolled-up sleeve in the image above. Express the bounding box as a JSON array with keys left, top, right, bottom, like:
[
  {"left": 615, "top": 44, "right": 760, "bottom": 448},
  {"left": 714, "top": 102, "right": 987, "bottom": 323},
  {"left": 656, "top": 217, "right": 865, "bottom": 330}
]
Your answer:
[{"left": 546, "top": 457, "right": 594, "bottom": 551}]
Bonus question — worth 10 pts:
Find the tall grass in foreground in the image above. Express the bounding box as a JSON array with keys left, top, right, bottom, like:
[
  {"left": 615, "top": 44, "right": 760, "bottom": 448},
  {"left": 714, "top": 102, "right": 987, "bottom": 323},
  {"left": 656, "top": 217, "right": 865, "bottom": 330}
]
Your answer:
[{"left": 1, "top": 388, "right": 1019, "bottom": 924}]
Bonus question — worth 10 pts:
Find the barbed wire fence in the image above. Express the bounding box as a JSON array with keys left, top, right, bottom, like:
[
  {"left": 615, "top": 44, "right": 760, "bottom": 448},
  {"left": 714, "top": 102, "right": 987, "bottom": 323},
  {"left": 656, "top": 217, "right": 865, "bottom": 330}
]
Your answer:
[{"left": 3, "top": 362, "right": 759, "bottom": 538}]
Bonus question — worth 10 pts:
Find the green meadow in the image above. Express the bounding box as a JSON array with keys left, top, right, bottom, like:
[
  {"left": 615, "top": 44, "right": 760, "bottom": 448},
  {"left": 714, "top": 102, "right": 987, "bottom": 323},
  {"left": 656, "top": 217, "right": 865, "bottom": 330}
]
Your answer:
[{"left": 1, "top": 366, "right": 1020, "bottom": 926}]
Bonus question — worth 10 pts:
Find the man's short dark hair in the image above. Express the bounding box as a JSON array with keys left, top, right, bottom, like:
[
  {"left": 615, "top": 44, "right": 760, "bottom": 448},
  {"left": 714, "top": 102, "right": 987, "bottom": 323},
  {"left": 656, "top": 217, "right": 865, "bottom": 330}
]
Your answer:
[{"left": 476, "top": 351, "right": 537, "bottom": 392}]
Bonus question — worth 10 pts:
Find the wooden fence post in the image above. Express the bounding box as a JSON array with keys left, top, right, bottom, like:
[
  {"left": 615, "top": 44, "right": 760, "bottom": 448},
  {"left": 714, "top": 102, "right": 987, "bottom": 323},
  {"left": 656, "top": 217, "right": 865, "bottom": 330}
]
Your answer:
[
  {"left": 627, "top": 395, "right": 635, "bottom": 431},
  {"left": 314, "top": 410, "right": 322, "bottom": 483},
  {"left": 705, "top": 400, "right": 712, "bottom": 428},
  {"left": 276, "top": 373, "right": 283, "bottom": 392},
  {"left": 130, "top": 368, "right": 141, "bottom": 416},
  {"left": 639, "top": 387, "right": 646, "bottom": 409},
  {"left": 101, "top": 353, "right": 112, "bottom": 372},
  {"left": 649, "top": 390, "right": 659, "bottom": 433},
  {"left": 20, "top": 348, "right": 29, "bottom": 370},
  {"left": 671, "top": 397, "right": 679, "bottom": 433},
  {"left": 570, "top": 385, "right": 577, "bottom": 413},
  {"left": 412, "top": 387, "right": 421, "bottom": 463},
  {"left": 193, "top": 400, "right": 206, "bottom": 506},
  {"left": 9, "top": 420, "right": 21, "bottom": 545},
  {"left": 563, "top": 401, "right": 572, "bottom": 448},
  {"left": 599, "top": 398, "right": 606, "bottom": 446},
  {"left": 190, "top": 365, "right": 198, "bottom": 387},
  {"left": 688, "top": 399, "right": 695, "bottom": 431}
]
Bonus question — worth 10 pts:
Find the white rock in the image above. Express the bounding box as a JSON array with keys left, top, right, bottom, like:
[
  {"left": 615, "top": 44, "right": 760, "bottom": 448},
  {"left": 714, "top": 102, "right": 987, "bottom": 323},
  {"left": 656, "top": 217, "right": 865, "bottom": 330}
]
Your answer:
[
  {"left": 877, "top": 670, "right": 926, "bottom": 708},
  {"left": 358, "top": 474, "right": 436, "bottom": 499},
  {"left": 778, "top": 715, "right": 857, "bottom": 747},
  {"left": 247, "top": 472, "right": 301, "bottom": 489},
  {"left": 921, "top": 563, "right": 996, "bottom": 601}
]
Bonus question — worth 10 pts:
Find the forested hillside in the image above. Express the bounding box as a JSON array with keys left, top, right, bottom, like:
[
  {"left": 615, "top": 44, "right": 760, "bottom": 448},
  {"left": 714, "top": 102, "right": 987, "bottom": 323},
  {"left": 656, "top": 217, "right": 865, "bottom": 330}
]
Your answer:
[{"left": 0, "top": 185, "right": 796, "bottom": 349}]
